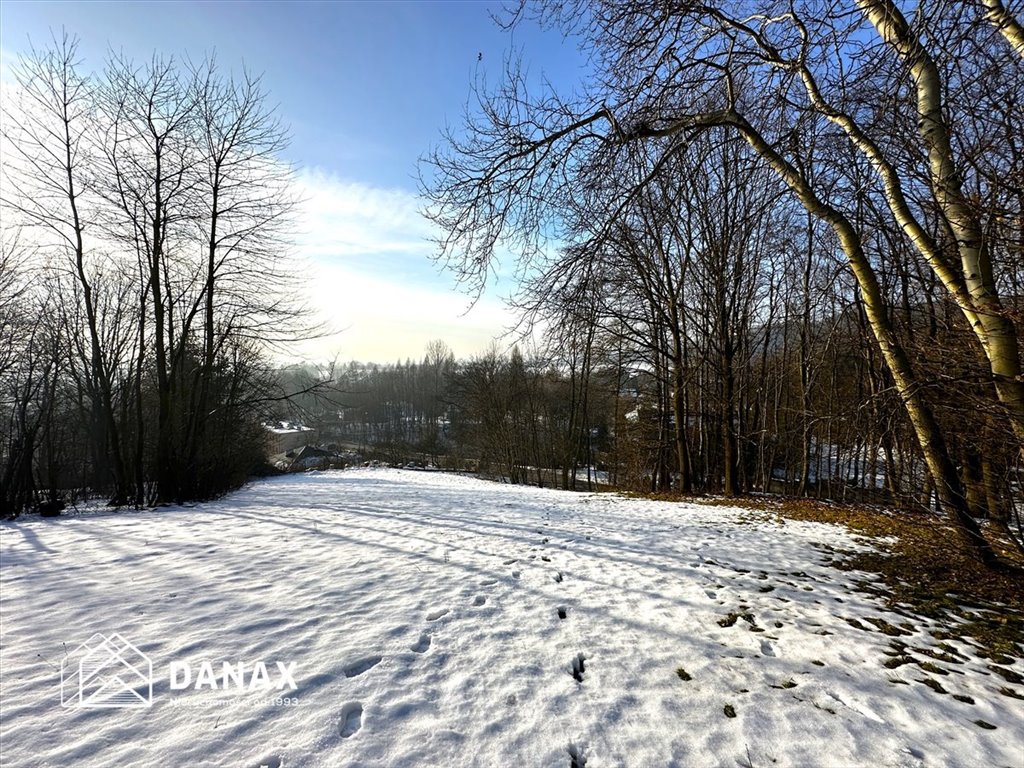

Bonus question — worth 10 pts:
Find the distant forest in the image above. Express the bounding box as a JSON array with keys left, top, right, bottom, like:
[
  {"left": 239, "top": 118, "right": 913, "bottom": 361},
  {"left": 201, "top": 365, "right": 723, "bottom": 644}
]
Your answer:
[{"left": 288, "top": 301, "right": 1022, "bottom": 538}]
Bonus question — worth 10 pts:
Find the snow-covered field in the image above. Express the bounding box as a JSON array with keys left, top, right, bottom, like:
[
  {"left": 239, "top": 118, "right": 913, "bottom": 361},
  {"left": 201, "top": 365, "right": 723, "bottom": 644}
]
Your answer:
[{"left": 1, "top": 469, "right": 1020, "bottom": 767}]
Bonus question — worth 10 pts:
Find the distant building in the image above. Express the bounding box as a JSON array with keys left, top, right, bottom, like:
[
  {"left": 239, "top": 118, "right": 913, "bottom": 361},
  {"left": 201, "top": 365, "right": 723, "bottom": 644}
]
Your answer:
[
  {"left": 276, "top": 444, "right": 337, "bottom": 472},
  {"left": 265, "top": 422, "right": 318, "bottom": 455}
]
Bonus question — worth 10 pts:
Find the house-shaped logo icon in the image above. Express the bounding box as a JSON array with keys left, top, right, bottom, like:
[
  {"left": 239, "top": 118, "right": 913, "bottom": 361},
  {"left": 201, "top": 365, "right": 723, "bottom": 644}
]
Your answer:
[{"left": 60, "top": 633, "right": 152, "bottom": 709}]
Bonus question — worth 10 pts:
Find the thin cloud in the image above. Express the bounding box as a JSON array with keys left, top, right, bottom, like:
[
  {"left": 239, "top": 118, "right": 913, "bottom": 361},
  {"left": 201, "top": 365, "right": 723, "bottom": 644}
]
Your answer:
[
  {"left": 294, "top": 169, "right": 434, "bottom": 263},
  {"left": 288, "top": 168, "right": 520, "bottom": 363}
]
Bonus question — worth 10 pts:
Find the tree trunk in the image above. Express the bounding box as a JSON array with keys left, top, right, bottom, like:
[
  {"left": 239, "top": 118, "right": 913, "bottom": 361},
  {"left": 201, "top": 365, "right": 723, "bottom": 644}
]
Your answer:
[
  {"left": 727, "top": 111, "right": 996, "bottom": 563},
  {"left": 860, "top": 0, "right": 1024, "bottom": 465}
]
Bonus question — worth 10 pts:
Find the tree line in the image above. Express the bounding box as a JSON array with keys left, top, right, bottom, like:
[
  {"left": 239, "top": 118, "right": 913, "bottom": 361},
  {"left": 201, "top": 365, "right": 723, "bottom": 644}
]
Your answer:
[
  {"left": 420, "top": 1, "right": 1024, "bottom": 563},
  {"left": 308, "top": 313, "right": 1018, "bottom": 551},
  {"left": 1, "top": 35, "right": 309, "bottom": 515},
  {"left": 318, "top": 343, "right": 609, "bottom": 489}
]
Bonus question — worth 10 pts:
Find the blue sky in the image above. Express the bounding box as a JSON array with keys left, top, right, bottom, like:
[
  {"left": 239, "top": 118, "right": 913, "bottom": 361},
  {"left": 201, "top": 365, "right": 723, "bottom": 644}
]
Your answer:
[{"left": 0, "top": 0, "right": 587, "bottom": 362}]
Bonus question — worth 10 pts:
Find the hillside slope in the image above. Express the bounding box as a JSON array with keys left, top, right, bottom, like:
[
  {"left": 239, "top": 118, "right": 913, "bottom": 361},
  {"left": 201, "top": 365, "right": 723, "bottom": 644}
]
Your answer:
[{"left": 1, "top": 469, "right": 1020, "bottom": 767}]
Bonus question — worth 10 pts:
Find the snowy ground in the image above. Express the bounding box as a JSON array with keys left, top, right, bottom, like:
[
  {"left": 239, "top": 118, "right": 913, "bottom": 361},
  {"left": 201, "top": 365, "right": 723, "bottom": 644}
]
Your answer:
[{"left": 1, "top": 469, "right": 1021, "bottom": 768}]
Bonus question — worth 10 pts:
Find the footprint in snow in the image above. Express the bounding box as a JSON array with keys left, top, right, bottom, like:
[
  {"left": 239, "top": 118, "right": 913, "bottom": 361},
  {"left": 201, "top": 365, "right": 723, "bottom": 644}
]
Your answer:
[
  {"left": 339, "top": 702, "right": 363, "bottom": 738},
  {"left": 426, "top": 608, "right": 449, "bottom": 621},
  {"left": 344, "top": 655, "right": 382, "bottom": 677},
  {"left": 253, "top": 756, "right": 283, "bottom": 768},
  {"left": 473, "top": 595, "right": 487, "bottom": 606},
  {"left": 571, "top": 653, "right": 586, "bottom": 682},
  {"left": 760, "top": 640, "right": 776, "bottom": 657},
  {"left": 411, "top": 633, "right": 431, "bottom": 653},
  {"left": 568, "top": 743, "right": 587, "bottom": 768}
]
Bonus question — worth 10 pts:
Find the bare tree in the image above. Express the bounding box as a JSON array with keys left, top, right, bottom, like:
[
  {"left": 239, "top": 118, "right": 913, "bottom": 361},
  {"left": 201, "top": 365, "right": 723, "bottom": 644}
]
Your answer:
[
  {"left": 422, "top": 1, "right": 1016, "bottom": 561},
  {"left": 2, "top": 39, "right": 307, "bottom": 507},
  {"left": 1, "top": 33, "right": 132, "bottom": 503}
]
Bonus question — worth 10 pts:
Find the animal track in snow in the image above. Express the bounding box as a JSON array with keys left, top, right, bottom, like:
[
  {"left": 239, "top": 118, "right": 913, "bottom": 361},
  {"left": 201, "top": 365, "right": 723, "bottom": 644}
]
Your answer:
[
  {"left": 473, "top": 595, "right": 487, "bottom": 606},
  {"left": 339, "top": 702, "right": 363, "bottom": 737},
  {"left": 426, "top": 608, "right": 449, "bottom": 621},
  {"left": 253, "top": 755, "right": 283, "bottom": 768},
  {"left": 411, "top": 633, "right": 431, "bottom": 653},
  {"left": 344, "top": 655, "right": 382, "bottom": 677},
  {"left": 760, "top": 640, "right": 776, "bottom": 657},
  {"left": 557, "top": 607, "right": 568, "bottom": 620},
  {"left": 554, "top": 572, "right": 564, "bottom": 583}
]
